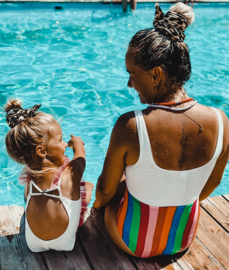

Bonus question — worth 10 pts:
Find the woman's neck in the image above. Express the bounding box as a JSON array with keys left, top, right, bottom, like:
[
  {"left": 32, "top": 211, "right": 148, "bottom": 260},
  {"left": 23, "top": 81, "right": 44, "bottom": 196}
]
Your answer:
[{"left": 154, "top": 86, "right": 188, "bottom": 104}]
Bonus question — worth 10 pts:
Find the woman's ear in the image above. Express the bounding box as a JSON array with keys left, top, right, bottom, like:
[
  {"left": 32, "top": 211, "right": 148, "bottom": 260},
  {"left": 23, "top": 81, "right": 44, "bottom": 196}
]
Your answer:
[
  {"left": 151, "top": 67, "right": 163, "bottom": 86},
  {"left": 36, "top": 145, "right": 47, "bottom": 159}
]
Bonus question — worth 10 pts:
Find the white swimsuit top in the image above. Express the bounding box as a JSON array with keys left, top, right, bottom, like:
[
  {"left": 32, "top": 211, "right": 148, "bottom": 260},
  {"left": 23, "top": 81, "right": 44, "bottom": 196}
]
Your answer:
[
  {"left": 25, "top": 178, "right": 81, "bottom": 252},
  {"left": 125, "top": 108, "right": 223, "bottom": 207}
]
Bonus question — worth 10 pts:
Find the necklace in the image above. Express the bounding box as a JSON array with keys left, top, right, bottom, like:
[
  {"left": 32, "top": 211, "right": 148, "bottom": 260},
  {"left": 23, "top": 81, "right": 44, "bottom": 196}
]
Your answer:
[
  {"left": 155, "top": 98, "right": 194, "bottom": 106},
  {"left": 148, "top": 99, "right": 197, "bottom": 112},
  {"left": 148, "top": 98, "right": 203, "bottom": 134}
]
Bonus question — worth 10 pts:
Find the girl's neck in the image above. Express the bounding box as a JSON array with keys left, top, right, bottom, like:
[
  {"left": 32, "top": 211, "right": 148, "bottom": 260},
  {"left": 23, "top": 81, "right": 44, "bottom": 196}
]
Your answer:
[{"left": 33, "top": 168, "right": 59, "bottom": 188}]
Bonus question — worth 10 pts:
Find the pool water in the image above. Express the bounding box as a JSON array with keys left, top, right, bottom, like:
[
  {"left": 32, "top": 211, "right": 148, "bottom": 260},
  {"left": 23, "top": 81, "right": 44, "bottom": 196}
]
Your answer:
[{"left": 0, "top": 3, "right": 229, "bottom": 206}]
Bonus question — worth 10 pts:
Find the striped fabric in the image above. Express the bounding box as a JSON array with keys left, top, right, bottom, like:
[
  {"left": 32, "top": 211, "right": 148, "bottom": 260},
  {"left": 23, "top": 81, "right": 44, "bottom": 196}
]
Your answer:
[{"left": 116, "top": 189, "right": 200, "bottom": 258}]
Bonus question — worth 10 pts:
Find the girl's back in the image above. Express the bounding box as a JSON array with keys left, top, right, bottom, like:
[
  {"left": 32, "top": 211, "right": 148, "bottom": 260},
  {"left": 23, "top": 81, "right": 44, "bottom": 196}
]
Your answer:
[{"left": 25, "top": 167, "right": 81, "bottom": 242}]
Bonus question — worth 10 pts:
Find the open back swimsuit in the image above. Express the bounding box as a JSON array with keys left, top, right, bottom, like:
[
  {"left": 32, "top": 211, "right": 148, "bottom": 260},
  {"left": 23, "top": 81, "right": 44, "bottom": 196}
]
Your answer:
[
  {"left": 24, "top": 157, "right": 87, "bottom": 252},
  {"left": 116, "top": 107, "right": 223, "bottom": 258}
]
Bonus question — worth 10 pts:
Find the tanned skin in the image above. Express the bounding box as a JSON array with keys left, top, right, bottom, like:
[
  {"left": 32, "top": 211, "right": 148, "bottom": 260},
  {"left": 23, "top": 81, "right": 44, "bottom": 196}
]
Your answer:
[
  {"left": 25, "top": 125, "right": 93, "bottom": 241},
  {"left": 93, "top": 49, "right": 229, "bottom": 256}
]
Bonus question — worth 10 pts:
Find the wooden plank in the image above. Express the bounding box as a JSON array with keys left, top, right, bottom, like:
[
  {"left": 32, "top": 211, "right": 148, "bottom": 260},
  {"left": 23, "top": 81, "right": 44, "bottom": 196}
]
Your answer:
[
  {"left": 0, "top": 206, "right": 45, "bottom": 270},
  {"left": 131, "top": 257, "right": 160, "bottom": 270},
  {"left": 60, "top": 242, "right": 92, "bottom": 270},
  {"left": 177, "top": 237, "right": 223, "bottom": 270},
  {"left": 79, "top": 208, "right": 138, "bottom": 270},
  {"left": 132, "top": 254, "right": 183, "bottom": 270},
  {"left": 8, "top": 206, "right": 46, "bottom": 270},
  {"left": 162, "top": 264, "right": 183, "bottom": 270},
  {"left": 223, "top": 194, "right": 229, "bottom": 202},
  {"left": 42, "top": 250, "right": 70, "bottom": 270},
  {"left": 201, "top": 196, "right": 229, "bottom": 232},
  {"left": 164, "top": 265, "right": 182, "bottom": 270},
  {"left": 0, "top": 206, "right": 26, "bottom": 270},
  {"left": 193, "top": 208, "right": 229, "bottom": 269}
]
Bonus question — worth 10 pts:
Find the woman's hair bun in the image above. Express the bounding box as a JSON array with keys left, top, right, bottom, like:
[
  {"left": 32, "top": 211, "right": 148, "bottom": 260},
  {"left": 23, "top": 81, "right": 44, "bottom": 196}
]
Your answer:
[
  {"left": 169, "top": 3, "right": 194, "bottom": 25},
  {"left": 5, "top": 99, "right": 22, "bottom": 113}
]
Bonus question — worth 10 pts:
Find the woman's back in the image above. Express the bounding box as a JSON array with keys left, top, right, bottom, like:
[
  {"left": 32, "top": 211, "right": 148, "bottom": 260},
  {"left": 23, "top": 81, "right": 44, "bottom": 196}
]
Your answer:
[
  {"left": 125, "top": 104, "right": 223, "bottom": 206},
  {"left": 125, "top": 103, "right": 220, "bottom": 171}
]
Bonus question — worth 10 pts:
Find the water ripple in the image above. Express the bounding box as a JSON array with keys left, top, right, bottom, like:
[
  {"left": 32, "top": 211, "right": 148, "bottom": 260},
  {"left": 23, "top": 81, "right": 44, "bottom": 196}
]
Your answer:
[{"left": 0, "top": 3, "right": 229, "bottom": 206}]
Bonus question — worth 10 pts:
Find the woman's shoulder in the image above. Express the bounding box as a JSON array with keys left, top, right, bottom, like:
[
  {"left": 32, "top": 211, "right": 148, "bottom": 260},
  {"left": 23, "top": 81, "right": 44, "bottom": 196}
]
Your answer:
[
  {"left": 110, "top": 111, "right": 139, "bottom": 147},
  {"left": 115, "top": 110, "right": 137, "bottom": 130},
  {"left": 197, "top": 104, "right": 228, "bottom": 128},
  {"left": 196, "top": 103, "right": 229, "bottom": 157}
]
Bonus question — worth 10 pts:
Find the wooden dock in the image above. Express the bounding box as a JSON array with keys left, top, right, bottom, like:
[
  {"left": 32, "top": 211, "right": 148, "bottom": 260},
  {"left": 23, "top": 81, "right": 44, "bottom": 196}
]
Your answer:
[{"left": 1, "top": 195, "right": 229, "bottom": 270}]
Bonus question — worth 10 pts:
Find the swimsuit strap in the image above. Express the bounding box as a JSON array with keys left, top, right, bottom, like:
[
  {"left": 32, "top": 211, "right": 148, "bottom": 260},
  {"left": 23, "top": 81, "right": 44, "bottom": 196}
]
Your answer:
[
  {"left": 210, "top": 107, "right": 224, "bottom": 160},
  {"left": 134, "top": 110, "right": 155, "bottom": 165},
  {"left": 29, "top": 180, "right": 61, "bottom": 199}
]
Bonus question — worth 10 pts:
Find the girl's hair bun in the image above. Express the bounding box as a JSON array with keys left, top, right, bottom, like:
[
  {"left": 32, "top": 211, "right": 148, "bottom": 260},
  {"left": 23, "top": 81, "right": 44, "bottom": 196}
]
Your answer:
[
  {"left": 169, "top": 3, "right": 195, "bottom": 25},
  {"left": 5, "top": 99, "right": 22, "bottom": 113}
]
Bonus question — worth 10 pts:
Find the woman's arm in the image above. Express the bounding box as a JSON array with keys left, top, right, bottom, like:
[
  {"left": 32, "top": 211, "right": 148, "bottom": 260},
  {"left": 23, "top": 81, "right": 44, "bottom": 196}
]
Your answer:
[
  {"left": 93, "top": 114, "right": 133, "bottom": 209},
  {"left": 199, "top": 110, "right": 229, "bottom": 201}
]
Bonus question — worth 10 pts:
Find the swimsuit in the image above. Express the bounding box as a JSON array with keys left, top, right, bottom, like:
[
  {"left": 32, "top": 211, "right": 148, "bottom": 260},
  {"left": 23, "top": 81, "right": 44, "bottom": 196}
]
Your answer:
[
  {"left": 116, "top": 108, "right": 223, "bottom": 257},
  {"left": 24, "top": 158, "right": 87, "bottom": 252}
]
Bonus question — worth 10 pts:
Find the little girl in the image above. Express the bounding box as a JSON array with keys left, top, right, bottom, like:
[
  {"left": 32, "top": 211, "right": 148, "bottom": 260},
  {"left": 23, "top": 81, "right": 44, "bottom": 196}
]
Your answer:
[{"left": 5, "top": 99, "right": 94, "bottom": 252}]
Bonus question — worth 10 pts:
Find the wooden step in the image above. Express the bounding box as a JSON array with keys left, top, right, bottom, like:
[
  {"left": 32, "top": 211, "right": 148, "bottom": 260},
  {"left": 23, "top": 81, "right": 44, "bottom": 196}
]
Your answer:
[{"left": 0, "top": 195, "right": 229, "bottom": 270}]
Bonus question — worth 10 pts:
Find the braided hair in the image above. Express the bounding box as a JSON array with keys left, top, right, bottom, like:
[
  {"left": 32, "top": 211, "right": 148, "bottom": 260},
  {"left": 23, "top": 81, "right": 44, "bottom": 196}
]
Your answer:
[
  {"left": 5, "top": 99, "right": 56, "bottom": 182},
  {"left": 128, "top": 3, "right": 194, "bottom": 87}
]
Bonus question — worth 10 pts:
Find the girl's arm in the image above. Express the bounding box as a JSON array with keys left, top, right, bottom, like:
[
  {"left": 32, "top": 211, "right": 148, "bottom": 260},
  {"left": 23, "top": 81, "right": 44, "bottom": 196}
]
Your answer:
[
  {"left": 69, "top": 135, "right": 86, "bottom": 173},
  {"left": 65, "top": 136, "right": 86, "bottom": 185}
]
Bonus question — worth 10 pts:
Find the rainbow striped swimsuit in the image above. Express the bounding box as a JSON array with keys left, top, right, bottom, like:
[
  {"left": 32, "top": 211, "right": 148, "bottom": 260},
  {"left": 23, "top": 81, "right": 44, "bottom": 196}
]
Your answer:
[{"left": 116, "top": 189, "right": 200, "bottom": 258}]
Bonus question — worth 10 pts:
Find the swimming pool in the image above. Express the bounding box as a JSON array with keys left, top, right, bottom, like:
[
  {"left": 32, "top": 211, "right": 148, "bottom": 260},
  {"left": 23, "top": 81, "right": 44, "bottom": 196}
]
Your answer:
[{"left": 0, "top": 3, "right": 229, "bottom": 206}]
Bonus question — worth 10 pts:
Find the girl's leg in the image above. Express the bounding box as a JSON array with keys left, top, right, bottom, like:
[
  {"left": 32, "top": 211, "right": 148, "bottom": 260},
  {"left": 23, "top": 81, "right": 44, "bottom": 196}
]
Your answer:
[
  {"left": 79, "top": 181, "right": 94, "bottom": 226},
  {"left": 85, "top": 181, "right": 94, "bottom": 205}
]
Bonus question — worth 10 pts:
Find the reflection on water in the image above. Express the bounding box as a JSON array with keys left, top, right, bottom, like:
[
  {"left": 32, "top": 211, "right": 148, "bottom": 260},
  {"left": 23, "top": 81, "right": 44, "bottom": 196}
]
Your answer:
[{"left": 0, "top": 3, "right": 229, "bottom": 205}]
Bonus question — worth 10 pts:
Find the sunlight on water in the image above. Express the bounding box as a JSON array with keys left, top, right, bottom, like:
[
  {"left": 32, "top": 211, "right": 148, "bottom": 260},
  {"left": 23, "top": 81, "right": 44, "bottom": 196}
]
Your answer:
[{"left": 0, "top": 3, "right": 229, "bottom": 205}]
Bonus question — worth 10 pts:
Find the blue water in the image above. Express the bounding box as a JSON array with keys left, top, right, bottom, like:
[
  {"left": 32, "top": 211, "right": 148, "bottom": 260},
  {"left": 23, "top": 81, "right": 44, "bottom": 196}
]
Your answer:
[{"left": 0, "top": 3, "right": 229, "bottom": 206}]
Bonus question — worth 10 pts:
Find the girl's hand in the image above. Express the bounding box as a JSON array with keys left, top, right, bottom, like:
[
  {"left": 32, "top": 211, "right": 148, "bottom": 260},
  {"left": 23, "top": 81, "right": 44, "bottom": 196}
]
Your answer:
[{"left": 68, "top": 135, "right": 85, "bottom": 149}]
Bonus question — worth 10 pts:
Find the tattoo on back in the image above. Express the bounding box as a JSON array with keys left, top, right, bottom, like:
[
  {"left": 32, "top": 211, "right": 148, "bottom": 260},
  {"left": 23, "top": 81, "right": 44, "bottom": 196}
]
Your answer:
[{"left": 179, "top": 122, "right": 188, "bottom": 171}]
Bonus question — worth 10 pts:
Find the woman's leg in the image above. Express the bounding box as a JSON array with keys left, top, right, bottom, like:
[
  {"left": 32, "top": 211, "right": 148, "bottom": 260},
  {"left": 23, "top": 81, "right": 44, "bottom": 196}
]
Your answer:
[{"left": 104, "top": 180, "right": 136, "bottom": 256}]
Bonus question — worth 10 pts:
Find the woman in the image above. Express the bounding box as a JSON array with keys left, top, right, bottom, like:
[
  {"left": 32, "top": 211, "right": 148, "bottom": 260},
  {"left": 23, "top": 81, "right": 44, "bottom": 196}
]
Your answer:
[{"left": 93, "top": 3, "right": 229, "bottom": 258}]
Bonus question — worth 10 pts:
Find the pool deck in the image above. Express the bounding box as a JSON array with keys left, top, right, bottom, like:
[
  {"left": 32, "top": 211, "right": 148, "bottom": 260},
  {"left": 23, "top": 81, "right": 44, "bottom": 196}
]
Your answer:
[{"left": 1, "top": 194, "right": 229, "bottom": 270}]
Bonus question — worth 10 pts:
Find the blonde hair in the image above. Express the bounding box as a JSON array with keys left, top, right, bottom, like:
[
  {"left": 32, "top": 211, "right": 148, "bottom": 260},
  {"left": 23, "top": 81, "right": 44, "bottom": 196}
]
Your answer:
[{"left": 5, "top": 99, "right": 56, "bottom": 182}]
